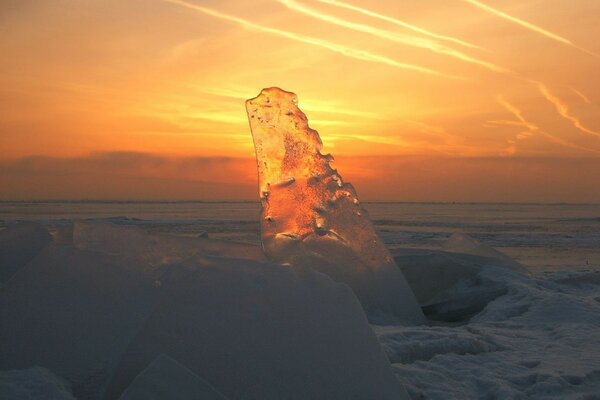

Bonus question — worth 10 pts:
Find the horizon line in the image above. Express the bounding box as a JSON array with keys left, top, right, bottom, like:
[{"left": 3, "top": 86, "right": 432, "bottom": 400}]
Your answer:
[{"left": 1, "top": 199, "right": 599, "bottom": 206}]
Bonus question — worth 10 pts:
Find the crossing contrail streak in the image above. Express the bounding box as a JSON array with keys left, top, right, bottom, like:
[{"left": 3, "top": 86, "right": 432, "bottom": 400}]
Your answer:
[
  {"left": 569, "top": 86, "right": 592, "bottom": 104},
  {"left": 536, "top": 82, "right": 600, "bottom": 138},
  {"left": 316, "top": 0, "right": 481, "bottom": 50},
  {"left": 497, "top": 96, "right": 600, "bottom": 154},
  {"left": 162, "top": 0, "right": 455, "bottom": 78},
  {"left": 464, "top": 0, "right": 600, "bottom": 58},
  {"left": 277, "top": 0, "right": 510, "bottom": 74}
]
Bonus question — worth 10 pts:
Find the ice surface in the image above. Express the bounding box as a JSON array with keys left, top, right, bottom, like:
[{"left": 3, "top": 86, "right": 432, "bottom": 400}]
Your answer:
[
  {"left": 0, "top": 222, "right": 51, "bottom": 284},
  {"left": 118, "top": 354, "right": 228, "bottom": 400},
  {"left": 0, "top": 367, "right": 75, "bottom": 400},
  {"left": 246, "top": 87, "right": 424, "bottom": 324},
  {"left": 106, "top": 254, "right": 409, "bottom": 400}
]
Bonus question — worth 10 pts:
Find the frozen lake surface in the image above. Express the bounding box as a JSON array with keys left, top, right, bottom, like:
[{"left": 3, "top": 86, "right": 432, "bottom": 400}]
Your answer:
[{"left": 2, "top": 201, "right": 599, "bottom": 273}]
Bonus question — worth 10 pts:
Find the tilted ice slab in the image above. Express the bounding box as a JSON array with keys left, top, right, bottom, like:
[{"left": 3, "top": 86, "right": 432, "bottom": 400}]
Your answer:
[{"left": 246, "top": 87, "right": 424, "bottom": 324}]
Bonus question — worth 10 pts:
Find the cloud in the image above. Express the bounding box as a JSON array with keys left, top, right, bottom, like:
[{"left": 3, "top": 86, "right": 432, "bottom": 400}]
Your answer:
[
  {"left": 0, "top": 152, "right": 257, "bottom": 200},
  {"left": 161, "top": 0, "right": 454, "bottom": 78},
  {"left": 463, "top": 0, "right": 599, "bottom": 58},
  {"left": 494, "top": 95, "right": 600, "bottom": 154},
  {"left": 568, "top": 86, "right": 592, "bottom": 105},
  {"left": 317, "top": 0, "right": 480, "bottom": 50},
  {"left": 4, "top": 152, "right": 600, "bottom": 202},
  {"left": 277, "top": 0, "right": 509, "bottom": 74},
  {"left": 536, "top": 82, "right": 600, "bottom": 138}
]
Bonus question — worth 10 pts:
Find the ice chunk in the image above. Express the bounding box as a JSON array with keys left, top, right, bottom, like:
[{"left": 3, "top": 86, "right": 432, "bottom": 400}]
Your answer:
[
  {"left": 0, "top": 243, "right": 156, "bottom": 398},
  {"left": 442, "top": 233, "right": 527, "bottom": 273},
  {"left": 246, "top": 87, "right": 424, "bottom": 324},
  {"left": 105, "top": 255, "right": 409, "bottom": 400},
  {"left": 73, "top": 221, "right": 265, "bottom": 276},
  {"left": 393, "top": 248, "right": 483, "bottom": 304},
  {"left": 0, "top": 222, "right": 51, "bottom": 284},
  {"left": 118, "top": 354, "right": 228, "bottom": 400},
  {"left": 393, "top": 248, "right": 518, "bottom": 321},
  {"left": 0, "top": 367, "right": 76, "bottom": 400}
]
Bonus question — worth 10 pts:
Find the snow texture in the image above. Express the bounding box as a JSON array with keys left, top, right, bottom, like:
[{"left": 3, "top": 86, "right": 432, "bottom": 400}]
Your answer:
[
  {"left": 378, "top": 266, "right": 600, "bottom": 399},
  {"left": 246, "top": 87, "right": 424, "bottom": 324}
]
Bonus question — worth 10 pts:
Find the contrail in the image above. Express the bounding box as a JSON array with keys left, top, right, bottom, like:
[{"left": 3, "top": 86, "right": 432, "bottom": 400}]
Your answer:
[
  {"left": 277, "top": 0, "right": 510, "bottom": 74},
  {"left": 162, "top": 0, "right": 453, "bottom": 78},
  {"left": 568, "top": 86, "right": 591, "bottom": 105},
  {"left": 496, "top": 96, "right": 600, "bottom": 154},
  {"left": 464, "top": 0, "right": 600, "bottom": 58},
  {"left": 536, "top": 82, "right": 600, "bottom": 138},
  {"left": 497, "top": 96, "right": 538, "bottom": 132},
  {"left": 316, "top": 0, "right": 481, "bottom": 50}
]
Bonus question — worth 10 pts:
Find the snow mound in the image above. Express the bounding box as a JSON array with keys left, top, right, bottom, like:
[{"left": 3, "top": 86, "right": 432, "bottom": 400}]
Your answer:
[
  {"left": 118, "top": 354, "right": 228, "bottom": 400},
  {"left": 246, "top": 87, "right": 423, "bottom": 324}
]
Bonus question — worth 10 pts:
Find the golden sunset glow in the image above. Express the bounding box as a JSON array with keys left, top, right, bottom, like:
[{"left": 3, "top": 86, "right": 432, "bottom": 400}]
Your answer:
[{"left": 1, "top": 0, "right": 600, "bottom": 201}]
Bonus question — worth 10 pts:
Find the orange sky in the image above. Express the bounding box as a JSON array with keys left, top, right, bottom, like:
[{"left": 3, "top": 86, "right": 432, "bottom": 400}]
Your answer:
[{"left": 1, "top": 0, "right": 600, "bottom": 201}]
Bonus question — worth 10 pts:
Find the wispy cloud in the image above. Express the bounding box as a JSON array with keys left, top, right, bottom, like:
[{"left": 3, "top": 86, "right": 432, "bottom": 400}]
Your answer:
[
  {"left": 495, "top": 96, "right": 600, "bottom": 154},
  {"left": 316, "top": 0, "right": 481, "bottom": 50},
  {"left": 463, "top": 0, "right": 600, "bottom": 58},
  {"left": 568, "top": 86, "right": 592, "bottom": 104},
  {"left": 277, "top": 0, "right": 510, "bottom": 74},
  {"left": 161, "top": 0, "right": 454, "bottom": 78},
  {"left": 536, "top": 82, "right": 600, "bottom": 138}
]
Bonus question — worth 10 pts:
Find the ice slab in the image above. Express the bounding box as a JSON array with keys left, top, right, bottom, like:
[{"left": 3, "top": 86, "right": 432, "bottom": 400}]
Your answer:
[
  {"left": 246, "top": 87, "right": 424, "bottom": 324},
  {"left": 118, "top": 354, "right": 228, "bottom": 400},
  {"left": 0, "top": 222, "right": 51, "bottom": 284},
  {"left": 105, "top": 255, "right": 409, "bottom": 400}
]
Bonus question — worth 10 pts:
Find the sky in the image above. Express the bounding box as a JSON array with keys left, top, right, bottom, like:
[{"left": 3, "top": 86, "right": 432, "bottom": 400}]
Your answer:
[{"left": 1, "top": 0, "right": 600, "bottom": 201}]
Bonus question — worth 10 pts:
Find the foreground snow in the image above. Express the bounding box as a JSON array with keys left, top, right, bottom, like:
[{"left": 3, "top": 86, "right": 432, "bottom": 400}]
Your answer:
[
  {"left": 378, "top": 266, "right": 600, "bottom": 399},
  {"left": 1, "top": 221, "right": 599, "bottom": 399}
]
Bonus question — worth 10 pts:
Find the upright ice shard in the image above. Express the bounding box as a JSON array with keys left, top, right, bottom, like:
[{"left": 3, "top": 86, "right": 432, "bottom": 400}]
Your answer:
[{"left": 246, "top": 88, "right": 424, "bottom": 324}]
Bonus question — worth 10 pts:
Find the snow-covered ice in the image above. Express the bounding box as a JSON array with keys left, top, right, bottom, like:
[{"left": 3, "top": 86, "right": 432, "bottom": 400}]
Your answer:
[
  {"left": 1, "top": 225, "right": 409, "bottom": 400},
  {"left": 0, "top": 202, "right": 599, "bottom": 399}
]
